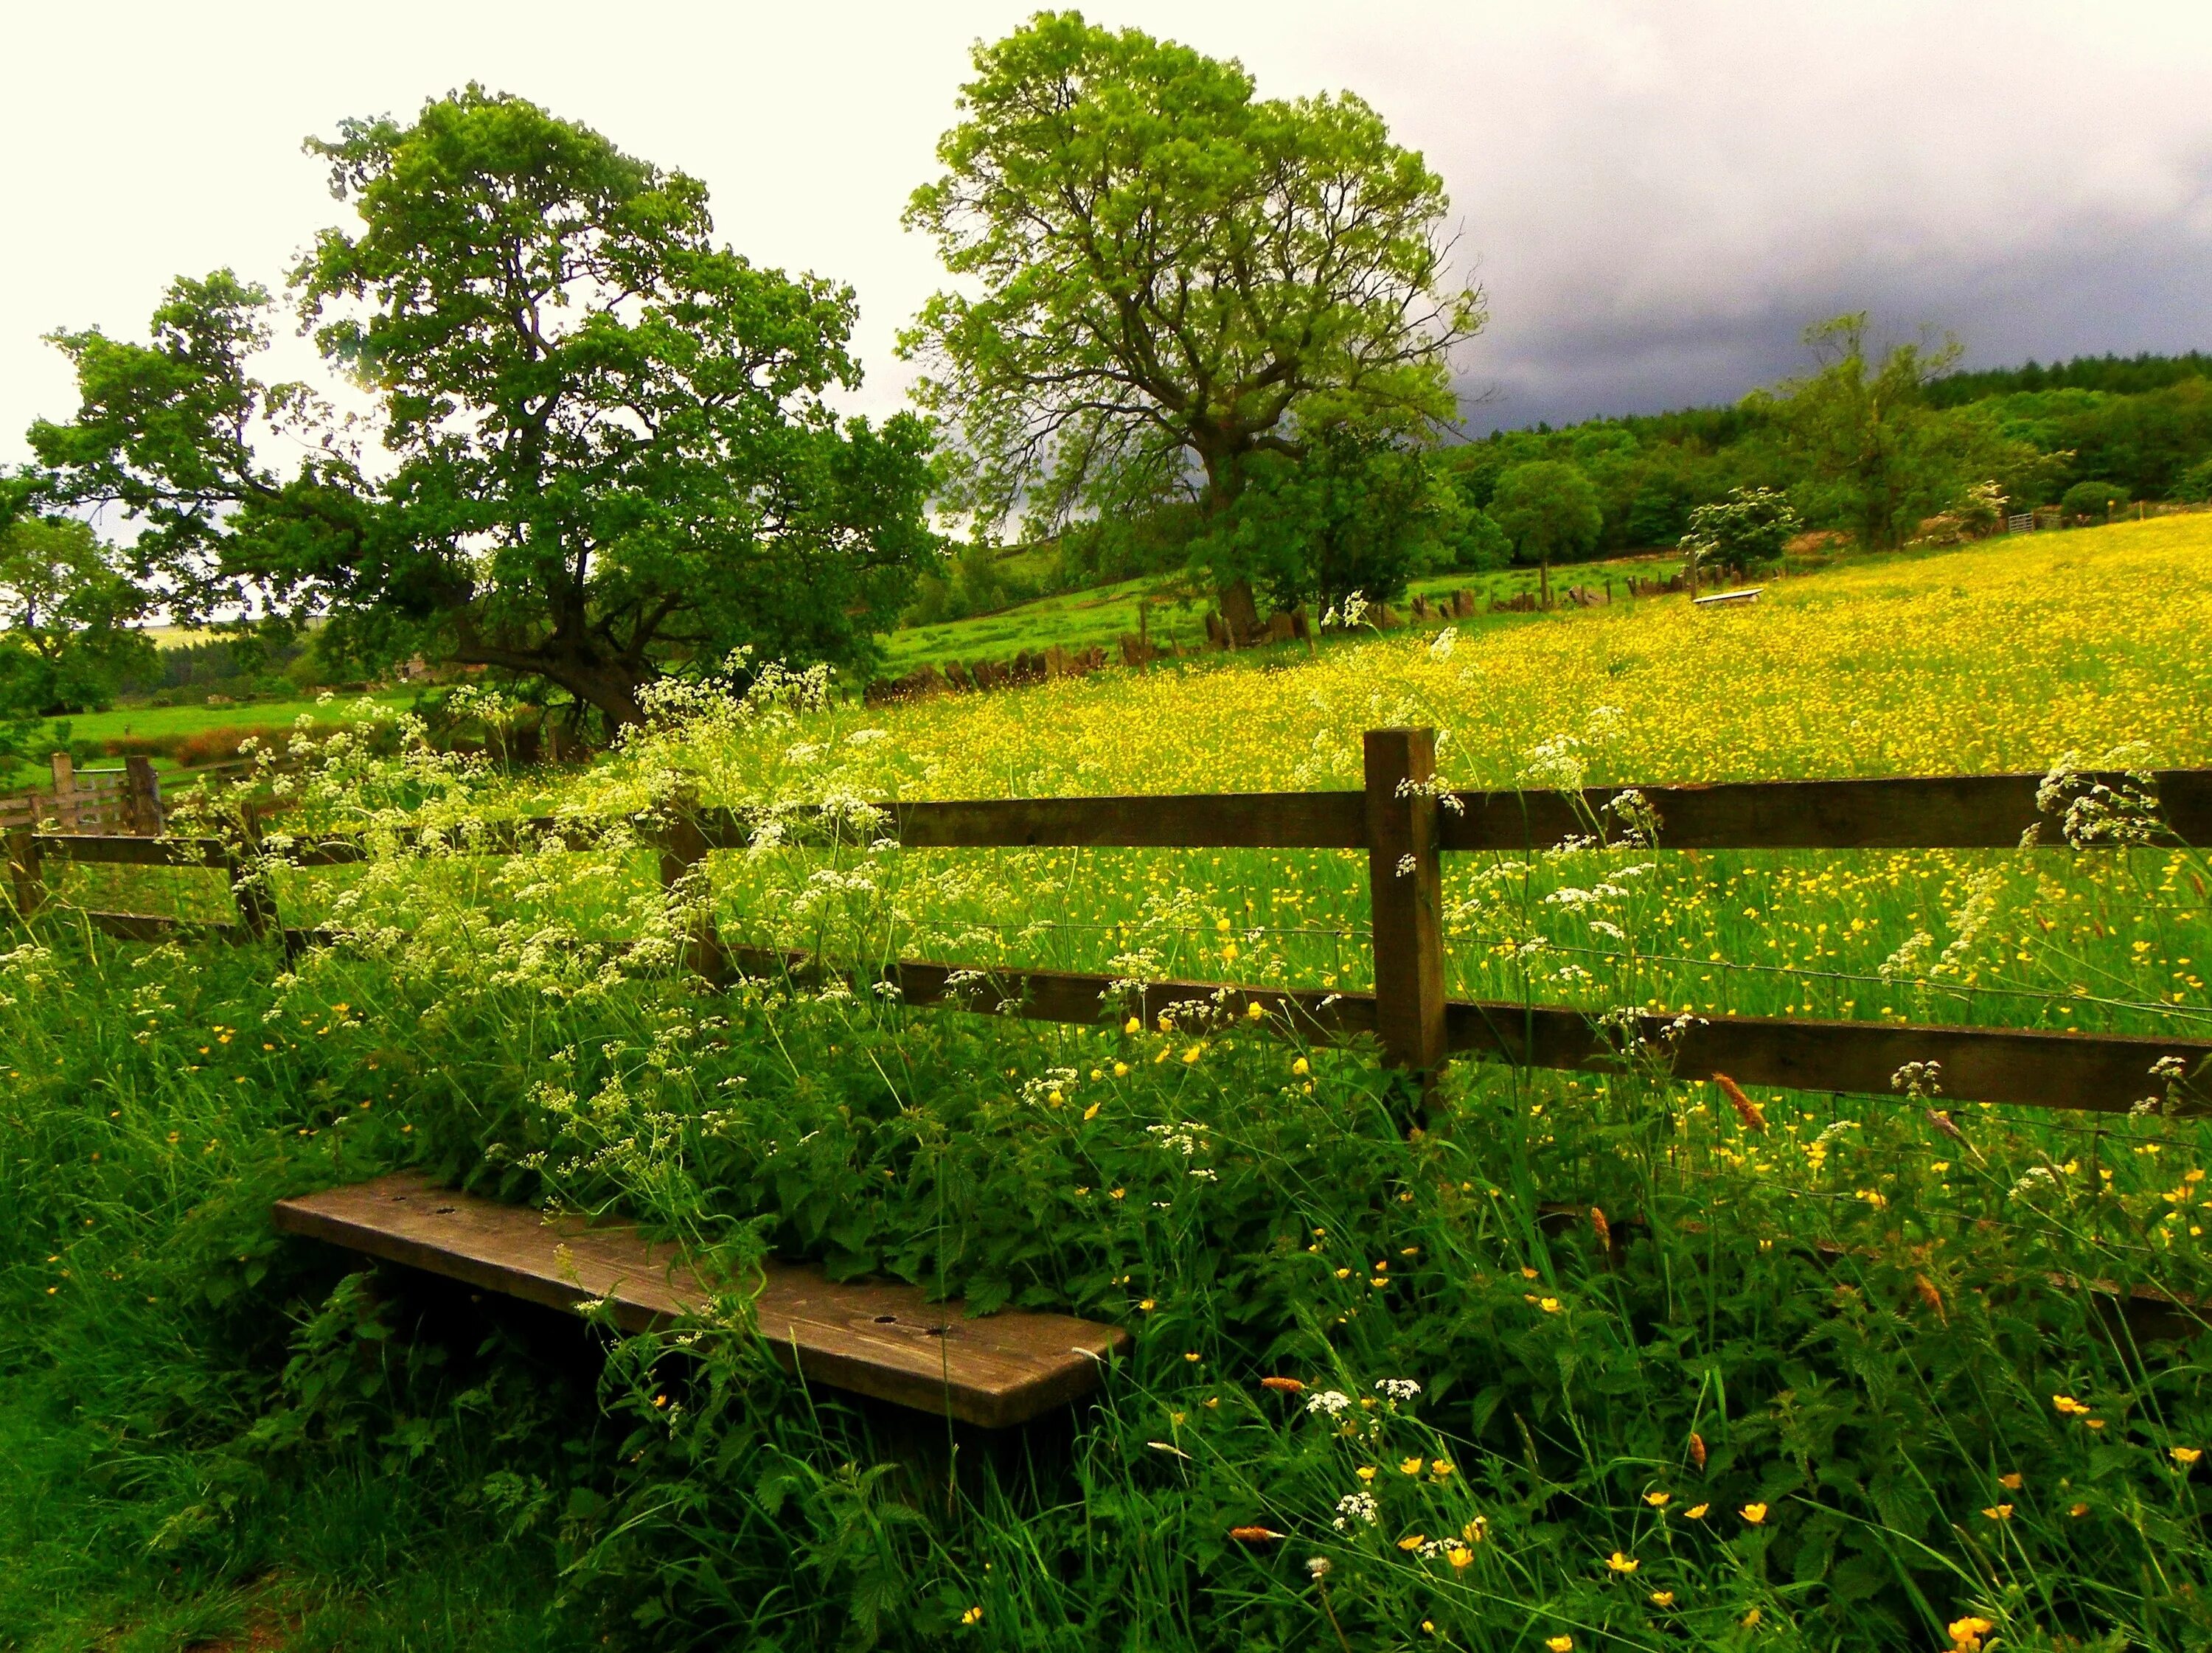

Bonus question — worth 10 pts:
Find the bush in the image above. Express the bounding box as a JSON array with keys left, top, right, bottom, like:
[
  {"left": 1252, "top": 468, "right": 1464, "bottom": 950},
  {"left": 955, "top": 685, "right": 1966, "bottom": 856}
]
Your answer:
[
  {"left": 1678, "top": 486, "right": 1800, "bottom": 574},
  {"left": 2060, "top": 479, "right": 2129, "bottom": 520}
]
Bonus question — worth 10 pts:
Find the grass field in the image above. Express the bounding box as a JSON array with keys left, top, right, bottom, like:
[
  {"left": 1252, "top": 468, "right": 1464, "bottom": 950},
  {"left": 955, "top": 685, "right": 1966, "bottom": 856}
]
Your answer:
[
  {"left": 7, "top": 519, "right": 2211, "bottom": 1651},
  {"left": 874, "top": 554, "right": 1671, "bottom": 673}
]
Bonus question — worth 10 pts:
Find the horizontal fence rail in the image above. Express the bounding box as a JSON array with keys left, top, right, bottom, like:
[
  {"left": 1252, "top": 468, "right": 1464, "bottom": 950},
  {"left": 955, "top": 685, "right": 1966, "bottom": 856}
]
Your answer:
[{"left": 10, "top": 735, "right": 2209, "bottom": 1121}]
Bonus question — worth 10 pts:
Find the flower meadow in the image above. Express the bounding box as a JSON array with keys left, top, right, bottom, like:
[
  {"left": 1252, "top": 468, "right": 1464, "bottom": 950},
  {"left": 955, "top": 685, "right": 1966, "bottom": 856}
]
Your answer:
[{"left": 4, "top": 520, "right": 2211, "bottom": 1651}]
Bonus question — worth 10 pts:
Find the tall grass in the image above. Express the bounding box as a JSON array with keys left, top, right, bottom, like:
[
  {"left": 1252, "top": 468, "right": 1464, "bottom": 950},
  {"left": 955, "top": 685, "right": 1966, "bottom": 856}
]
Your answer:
[{"left": 5, "top": 521, "right": 2211, "bottom": 1650}]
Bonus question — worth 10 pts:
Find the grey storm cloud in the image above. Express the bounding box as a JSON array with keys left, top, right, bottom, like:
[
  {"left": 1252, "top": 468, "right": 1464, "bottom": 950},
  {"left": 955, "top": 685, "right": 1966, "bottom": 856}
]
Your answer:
[{"left": 4, "top": 1, "right": 2211, "bottom": 458}]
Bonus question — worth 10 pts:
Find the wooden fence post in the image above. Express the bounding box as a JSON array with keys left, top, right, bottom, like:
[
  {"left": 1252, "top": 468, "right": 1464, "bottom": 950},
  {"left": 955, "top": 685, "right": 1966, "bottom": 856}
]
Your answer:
[
  {"left": 654, "top": 794, "right": 728, "bottom": 986},
  {"left": 124, "top": 756, "right": 162, "bottom": 836},
  {"left": 229, "top": 803, "right": 275, "bottom": 940},
  {"left": 4, "top": 831, "right": 41, "bottom": 919},
  {"left": 1363, "top": 728, "right": 1448, "bottom": 1099},
  {"left": 49, "top": 753, "right": 76, "bottom": 833}
]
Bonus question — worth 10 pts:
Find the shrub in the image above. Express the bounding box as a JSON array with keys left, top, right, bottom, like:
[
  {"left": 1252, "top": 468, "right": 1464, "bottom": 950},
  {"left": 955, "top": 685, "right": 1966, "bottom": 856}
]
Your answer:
[{"left": 2060, "top": 479, "right": 2129, "bottom": 520}]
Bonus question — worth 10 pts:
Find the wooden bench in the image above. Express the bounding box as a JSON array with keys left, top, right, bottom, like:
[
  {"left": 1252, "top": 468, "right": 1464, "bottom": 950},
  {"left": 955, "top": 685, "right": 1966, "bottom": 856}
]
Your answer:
[
  {"left": 274, "top": 1173, "right": 1129, "bottom": 1427},
  {"left": 1692, "top": 585, "right": 1764, "bottom": 608}
]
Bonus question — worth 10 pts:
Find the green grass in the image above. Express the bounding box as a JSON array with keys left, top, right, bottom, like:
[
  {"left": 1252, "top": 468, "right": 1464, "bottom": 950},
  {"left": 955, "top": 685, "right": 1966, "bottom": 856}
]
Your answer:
[
  {"left": 7, "top": 522, "right": 2212, "bottom": 1649},
  {"left": 874, "top": 555, "right": 1674, "bottom": 674}
]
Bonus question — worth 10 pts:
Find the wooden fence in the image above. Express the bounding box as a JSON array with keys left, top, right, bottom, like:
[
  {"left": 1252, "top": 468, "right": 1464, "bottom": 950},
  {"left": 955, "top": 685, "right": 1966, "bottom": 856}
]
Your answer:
[
  {"left": 8, "top": 729, "right": 2211, "bottom": 1118},
  {"left": 0, "top": 754, "right": 165, "bottom": 837}
]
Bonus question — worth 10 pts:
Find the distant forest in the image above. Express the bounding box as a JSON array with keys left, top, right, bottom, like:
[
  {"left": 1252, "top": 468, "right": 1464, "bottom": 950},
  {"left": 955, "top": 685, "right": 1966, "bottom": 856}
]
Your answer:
[{"left": 1441, "top": 347, "right": 2212, "bottom": 559}]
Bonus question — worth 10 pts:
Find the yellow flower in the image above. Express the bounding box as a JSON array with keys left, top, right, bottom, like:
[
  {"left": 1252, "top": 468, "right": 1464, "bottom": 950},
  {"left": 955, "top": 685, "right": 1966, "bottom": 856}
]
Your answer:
[
  {"left": 1649, "top": 1590, "right": 1676, "bottom": 1607},
  {"left": 1335, "top": 1267, "right": 1352, "bottom": 1279},
  {"left": 1741, "top": 1607, "right": 1761, "bottom": 1628},
  {"left": 1356, "top": 1466, "right": 1377, "bottom": 1483},
  {"left": 1137, "top": 1298, "right": 1155, "bottom": 1312},
  {"left": 1399, "top": 1455, "right": 1424, "bottom": 1475},
  {"left": 1982, "top": 1504, "right": 2012, "bottom": 1521},
  {"left": 1546, "top": 1638, "right": 1575, "bottom": 1653},
  {"left": 1183, "top": 1351, "right": 1201, "bottom": 1363},
  {"left": 1684, "top": 1504, "right": 1709, "bottom": 1520},
  {"left": 1292, "top": 1057, "right": 1310, "bottom": 1076},
  {"left": 1397, "top": 1533, "right": 1427, "bottom": 1551},
  {"left": 1082, "top": 1102, "right": 1100, "bottom": 1120},
  {"left": 2053, "top": 1393, "right": 2090, "bottom": 1416},
  {"left": 1246, "top": 1001, "right": 1265, "bottom": 1021},
  {"left": 1948, "top": 1615, "right": 1994, "bottom": 1652},
  {"left": 2084, "top": 1417, "right": 2106, "bottom": 1430},
  {"left": 1113, "top": 1062, "right": 1128, "bottom": 1077},
  {"left": 960, "top": 1606, "right": 983, "bottom": 1626},
  {"left": 1182, "top": 1044, "right": 1204, "bottom": 1064},
  {"left": 1606, "top": 1551, "right": 1639, "bottom": 1574},
  {"left": 1124, "top": 1017, "right": 1141, "bottom": 1035},
  {"left": 1739, "top": 1503, "right": 1767, "bottom": 1525},
  {"left": 2068, "top": 1501, "right": 2090, "bottom": 1517},
  {"left": 1447, "top": 1543, "right": 1473, "bottom": 1570},
  {"left": 1539, "top": 1297, "right": 1563, "bottom": 1314},
  {"left": 1431, "top": 1458, "right": 1453, "bottom": 1478},
  {"left": 1997, "top": 1472, "right": 2022, "bottom": 1489},
  {"left": 1644, "top": 1491, "right": 1671, "bottom": 1508},
  {"left": 2173, "top": 1446, "right": 2202, "bottom": 1466}
]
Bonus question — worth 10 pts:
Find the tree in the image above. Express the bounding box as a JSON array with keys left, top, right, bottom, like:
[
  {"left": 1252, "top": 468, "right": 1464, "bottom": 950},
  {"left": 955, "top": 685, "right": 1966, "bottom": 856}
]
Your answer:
[
  {"left": 0, "top": 515, "right": 153, "bottom": 716},
  {"left": 1195, "top": 424, "right": 1462, "bottom": 616},
  {"left": 1489, "top": 461, "right": 1601, "bottom": 608},
  {"left": 1751, "top": 313, "right": 1969, "bottom": 552},
  {"left": 1677, "top": 486, "right": 1799, "bottom": 582},
  {"left": 900, "top": 11, "right": 1482, "bottom": 638},
  {"left": 31, "top": 89, "right": 936, "bottom": 729}
]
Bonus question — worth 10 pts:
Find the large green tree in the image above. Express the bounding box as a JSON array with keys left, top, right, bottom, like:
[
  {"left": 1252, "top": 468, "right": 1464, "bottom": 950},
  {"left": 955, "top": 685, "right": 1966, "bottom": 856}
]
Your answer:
[
  {"left": 0, "top": 515, "right": 153, "bottom": 717},
  {"left": 1195, "top": 424, "right": 1462, "bottom": 616},
  {"left": 1750, "top": 313, "right": 1970, "bottom": 553},
  {"left": 1489, "top": 459, "right": 1601, "bottom": 609},
  {"left": 31, "top": 88, "right": 935, "bottom": 727},
  {"left": 901, "top": 11, "right": 1482, "bottom": 636}
]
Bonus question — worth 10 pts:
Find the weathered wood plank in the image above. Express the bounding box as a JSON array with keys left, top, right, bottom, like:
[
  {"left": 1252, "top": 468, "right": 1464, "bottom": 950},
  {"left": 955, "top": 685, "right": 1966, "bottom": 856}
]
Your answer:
[
  {"left": 1444, "top": 1000, "right": 2211, "bottom": 1115},
  {"left": 80, "top": 911, "right": 251, "bottom": 944},
  {"left": 32, "top": 834, "right": 231, "bottom": 868},
  {"left": 1439, "top": 770, "right": 2212, "bottom": 852},
  {"left": 721, "top": 945, "right": 2210, "bottom": 1115},
  {"left": 273, "top": 1173, "right": 1128, "bottom": 1427},
  {"left": 698, "top": 793, "right": 1368, "bottom": 852}
]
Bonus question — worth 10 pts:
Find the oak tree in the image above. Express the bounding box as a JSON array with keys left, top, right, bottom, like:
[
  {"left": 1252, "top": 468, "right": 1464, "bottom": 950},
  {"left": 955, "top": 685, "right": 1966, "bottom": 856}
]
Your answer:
[
  {"left": 32, "top": 89, "right": 935, "bottom": 728},
  {"left": 901, "top": 12, "right": 1481, "bottom": 636}
]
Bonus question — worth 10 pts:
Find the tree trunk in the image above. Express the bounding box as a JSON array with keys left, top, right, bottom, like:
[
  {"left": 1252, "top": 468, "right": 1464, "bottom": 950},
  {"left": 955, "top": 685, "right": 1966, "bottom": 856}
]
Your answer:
[
  {"left": 1216, "top": 579, "right": 1262, "bottom": 646},
  {"left": 451, "top": 639, "right": 650, "bottom": 730}
]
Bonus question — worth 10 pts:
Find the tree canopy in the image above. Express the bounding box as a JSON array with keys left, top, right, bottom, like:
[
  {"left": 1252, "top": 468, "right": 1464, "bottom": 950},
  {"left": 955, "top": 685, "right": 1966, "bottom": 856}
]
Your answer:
[
  {"left": 1488, "top": 460, "right": 1601, "bottom": 607},
  {"left": 30, "top": 88, "right": 936, "bottom": 727},
  {"left": 0, "top": 515, "right": 152, "bottom": 717},
  {"left": 900, "top": 12, "right": 1483, "bottom": 585}
]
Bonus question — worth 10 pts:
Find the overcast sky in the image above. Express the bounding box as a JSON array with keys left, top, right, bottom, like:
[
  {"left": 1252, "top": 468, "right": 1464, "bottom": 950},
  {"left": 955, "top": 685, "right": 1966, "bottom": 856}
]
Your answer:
[{"left": 6, "top": 0, "right": 2211, "bottom": 464}]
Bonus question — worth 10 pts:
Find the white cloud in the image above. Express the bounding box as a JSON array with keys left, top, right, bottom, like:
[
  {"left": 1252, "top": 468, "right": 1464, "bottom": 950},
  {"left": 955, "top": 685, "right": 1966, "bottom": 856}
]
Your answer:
[{"left": 5, "top": 0, "right": 2211, "bottom": 462}]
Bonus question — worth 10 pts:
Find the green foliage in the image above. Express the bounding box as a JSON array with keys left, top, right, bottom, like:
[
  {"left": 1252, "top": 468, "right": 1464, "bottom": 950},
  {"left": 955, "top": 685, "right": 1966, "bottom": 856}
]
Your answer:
[
  {"left": 1927, "top": 349, "right": 2212, "bottom": 406},
  {"left": 1192, "top": 425, "right": 1465, "bottom": 613},
  {"left": 900, "top": 10, "right": 1483, "bottom": 536},
  {"left": 0, "top": 515, "right": 154, "bottom": 716},
  {"left": 1749, "top": 314, "right": 1975, "bottom": 552},
  {"left": 2060, "top": 479, "right": 2132, "bottom": 518},
  {"left": 1489, "top": 459, "right": 1601, "bottom": 605},
  {"left": 30, "top": 91, "right": 936, "bottom": 730},
  {"left": 1678, "top": 486, "right": 1800, "bottom": 575}
]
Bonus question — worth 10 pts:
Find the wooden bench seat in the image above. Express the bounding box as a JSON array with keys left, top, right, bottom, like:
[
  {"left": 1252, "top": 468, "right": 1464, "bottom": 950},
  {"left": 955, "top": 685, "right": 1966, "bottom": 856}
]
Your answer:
[
  {"left": 273, "top": 1172, "right": 1128, "bottom": 1427},
  {"left": 1692, "top": 585, "right": 1764, "bottom": 608}
]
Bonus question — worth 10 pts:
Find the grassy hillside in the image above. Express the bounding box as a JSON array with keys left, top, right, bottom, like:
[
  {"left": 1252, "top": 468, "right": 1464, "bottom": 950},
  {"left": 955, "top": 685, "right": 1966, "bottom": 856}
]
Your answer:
[
  {"left": 7, "top": 518, "right": 2211, "bottom": 1651},
  {"left": 875, "top": 554, "right": 1672, "bottom": 674}
]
